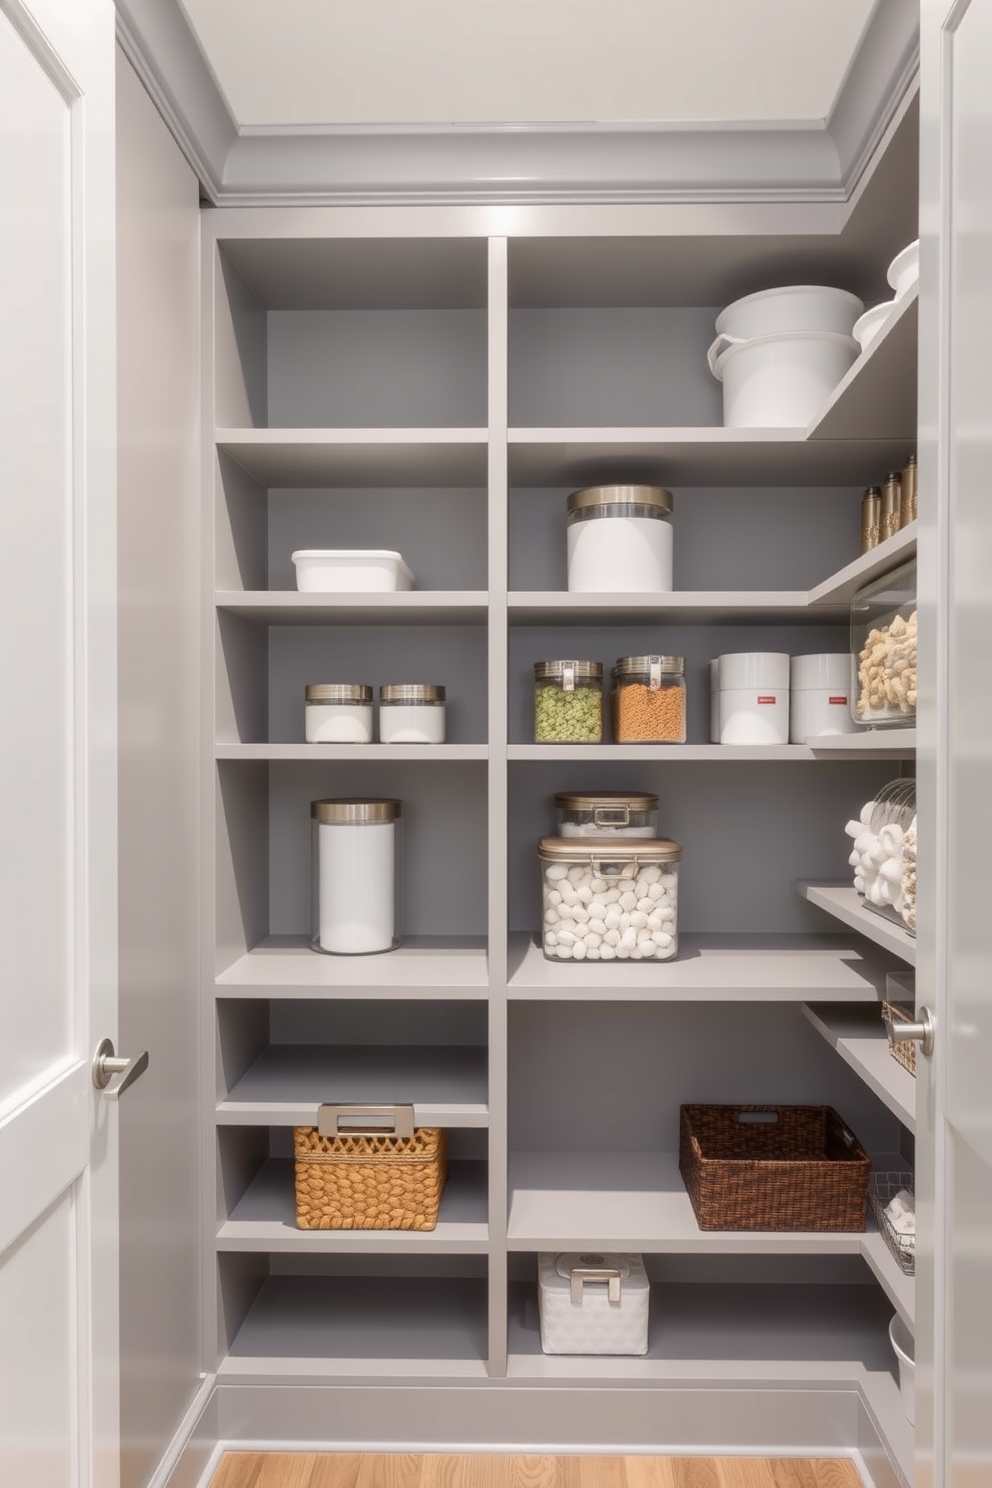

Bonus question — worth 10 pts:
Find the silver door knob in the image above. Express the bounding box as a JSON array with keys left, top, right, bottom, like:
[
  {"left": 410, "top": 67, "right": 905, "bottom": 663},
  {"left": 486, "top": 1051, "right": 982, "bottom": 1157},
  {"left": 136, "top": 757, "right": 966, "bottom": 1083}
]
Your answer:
[
  {"left": 888, "top": 1005, "right": 935, "bottom": 1058},
  {"left": 92, "top": 1038, "right": 149, "bottom": 1101}
]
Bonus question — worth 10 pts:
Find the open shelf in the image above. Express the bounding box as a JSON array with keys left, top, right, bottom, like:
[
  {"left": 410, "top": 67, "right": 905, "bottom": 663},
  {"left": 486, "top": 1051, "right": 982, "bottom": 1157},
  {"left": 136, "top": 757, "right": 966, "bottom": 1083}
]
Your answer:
[
  {"left": 216, "top": 429, "right": 488, "bottom": 487},
  {"left": 219, "top": 1275, "right": 489, "bottom": 1380},
  {"left": 506, "top": 1279, "right": 898, "bottom": 1382},
  {"left": 803, "top": 1004, "right": 916, "bottom": 1132},
  {"left": 507, "top": 429, "right": 915, "bottom": 487},
  {"left": 217, "top": 1044, "right": 489, "bottom": 1127},
  {"left": 809, "top": 522, "right": 918, "bottom": 607},
  {"left": 806, "top": 730, "right": 916, "bottom": 757},
  {"left": 507, "top": 1151, "right": 866, "bottom": 1253},
  {"left": 215, "top": 936, "right": 489, "bottom": 999},
  {"left": 507, "top": 932, "right": 893, "bottom": 1002},
  {"left": 800, "top": 884, "right": 917, "bottom": 966},
  {"left": 219, "top": 1158, "right": 489, "bottom": 1254},
  {"left": 215, "top": 592, "right": 488, "bottom": 625},
  {"left": 508, "top": 592, "right": 822, "bottom": 625},
  {"left": 215, "top": 744, "right": 489, "bottom": 762},
  {"left": 508, "top": 743, "right": 909, "bottom": 762},
  {"left": 808, "top": 289, "right": 919, "bottom": 443},
  {"left": 862, "top": 1225, "right": 915, "bottom": 1331}
]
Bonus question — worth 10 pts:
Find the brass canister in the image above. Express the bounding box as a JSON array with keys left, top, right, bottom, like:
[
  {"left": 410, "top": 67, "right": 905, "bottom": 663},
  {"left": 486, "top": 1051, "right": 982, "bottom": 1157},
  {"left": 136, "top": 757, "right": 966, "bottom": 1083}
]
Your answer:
[
  {"left": 900, "top": 454, "right": 918, "bottom": 527},
  {"left": 880, "top": 472, "right": 902, "bottom": 541},
  {"left": 860, "top": 486, "right": 882, "bottom": 553}
]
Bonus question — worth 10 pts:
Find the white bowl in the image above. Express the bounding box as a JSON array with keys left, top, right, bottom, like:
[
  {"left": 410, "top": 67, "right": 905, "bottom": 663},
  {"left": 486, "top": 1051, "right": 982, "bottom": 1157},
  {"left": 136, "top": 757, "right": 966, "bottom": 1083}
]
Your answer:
[
  {"left": 887, "top": 240, "right": 920, "bottom": 300},
  {"left": 714, "top": 284, "right": 863, "bottom": 341},
  {"left": 853, "top": 299, "right": 898, "bottom": 352},
  {"left": 291, "top": 549, "right": 414, "bottom": 593},
  {"left": 889, "top": 1313, "right": 916, "bottom": 1425}
]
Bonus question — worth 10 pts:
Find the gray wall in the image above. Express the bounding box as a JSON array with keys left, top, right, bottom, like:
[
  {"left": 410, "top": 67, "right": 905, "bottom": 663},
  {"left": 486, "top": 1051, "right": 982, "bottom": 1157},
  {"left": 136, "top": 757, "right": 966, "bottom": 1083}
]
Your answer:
[{"left": 116, "top": 49, "right": 202, "bottom": 1488}]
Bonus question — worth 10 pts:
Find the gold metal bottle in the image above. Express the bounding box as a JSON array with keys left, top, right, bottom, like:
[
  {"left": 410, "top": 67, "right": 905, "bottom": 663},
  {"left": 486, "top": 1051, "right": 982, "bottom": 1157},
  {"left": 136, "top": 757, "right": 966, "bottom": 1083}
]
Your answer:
[
  {"left": 860, "top": 486, "right": 882, "bottom": 553},
  {"left": 900, "top": 454, "right": 918, "bottom": 527},
  {"left": 880, "top": 472, "right": 902, "bottom": 541}
]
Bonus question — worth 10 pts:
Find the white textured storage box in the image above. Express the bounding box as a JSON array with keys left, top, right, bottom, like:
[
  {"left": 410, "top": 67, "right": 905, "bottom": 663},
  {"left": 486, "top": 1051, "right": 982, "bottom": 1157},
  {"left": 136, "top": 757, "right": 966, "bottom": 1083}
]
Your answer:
[
  {"left": 292, "top": 549, "right": 414, "bottom": 593},
  {"left": 538, "top": 1252, "right": 650, "bottom": 1355}
]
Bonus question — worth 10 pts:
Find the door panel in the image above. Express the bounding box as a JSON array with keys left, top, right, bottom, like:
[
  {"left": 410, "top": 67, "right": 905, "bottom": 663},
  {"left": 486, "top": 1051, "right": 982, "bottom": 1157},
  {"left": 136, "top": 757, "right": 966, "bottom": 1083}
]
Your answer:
[
  {"left": 0, "top": 1194, "right": 75, "bottom": 1488},
  {"left": 0, "top": 3, "right": 119, "bottom": 1485},
  {"left": 0, "top": 4, "right": 74, "bottom": 1107},
  {"left": 919, "top": 1, "right": 992, "bottom": 1485}
]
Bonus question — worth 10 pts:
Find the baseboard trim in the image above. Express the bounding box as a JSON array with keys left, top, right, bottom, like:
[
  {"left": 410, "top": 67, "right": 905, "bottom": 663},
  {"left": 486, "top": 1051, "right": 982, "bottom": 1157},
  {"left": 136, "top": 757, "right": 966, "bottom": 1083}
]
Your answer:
[
  {"left": 143, "top": 1374, "right": 217, "bottom": 1488},
  {"left": 157, "top": 1379, "right": 900, "bottom": 1488}
]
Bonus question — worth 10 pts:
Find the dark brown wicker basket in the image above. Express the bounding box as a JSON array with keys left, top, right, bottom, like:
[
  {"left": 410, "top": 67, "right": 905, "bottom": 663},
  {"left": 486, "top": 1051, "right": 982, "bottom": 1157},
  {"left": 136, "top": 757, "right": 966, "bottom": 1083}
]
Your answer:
[{"left": 679, "top": 1104, "right": 871, "bottom": 1232}]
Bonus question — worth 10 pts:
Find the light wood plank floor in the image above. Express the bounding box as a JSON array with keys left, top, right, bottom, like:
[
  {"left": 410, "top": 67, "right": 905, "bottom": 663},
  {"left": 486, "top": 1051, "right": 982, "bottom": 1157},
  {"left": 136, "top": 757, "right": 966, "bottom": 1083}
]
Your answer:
[{"left": 208, "top": 1454, "right": 864, "bottom": 1488}]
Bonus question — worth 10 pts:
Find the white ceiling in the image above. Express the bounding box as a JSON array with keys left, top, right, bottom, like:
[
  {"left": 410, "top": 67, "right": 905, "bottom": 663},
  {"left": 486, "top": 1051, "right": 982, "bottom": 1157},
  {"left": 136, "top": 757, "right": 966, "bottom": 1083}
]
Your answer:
[{"left": 178, "top": 0, "right": 877, "bottom": 129}]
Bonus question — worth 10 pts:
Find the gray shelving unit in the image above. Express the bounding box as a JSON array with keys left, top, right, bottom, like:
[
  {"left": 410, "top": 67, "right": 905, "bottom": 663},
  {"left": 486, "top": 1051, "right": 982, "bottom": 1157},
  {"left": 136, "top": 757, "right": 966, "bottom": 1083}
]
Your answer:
[{"left": 201, "top": 110, "right": 919, "bottom": 1485}]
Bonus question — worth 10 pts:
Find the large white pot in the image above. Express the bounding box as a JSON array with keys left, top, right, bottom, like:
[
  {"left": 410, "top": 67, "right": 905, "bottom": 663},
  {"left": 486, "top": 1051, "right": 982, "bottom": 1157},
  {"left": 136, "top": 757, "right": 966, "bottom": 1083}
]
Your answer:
[
  {"left": 710, "top": 330, "right": 859, "bottom": 428},
  {"left": 713, "top": 284, "right": 864, "bottom": 343}
]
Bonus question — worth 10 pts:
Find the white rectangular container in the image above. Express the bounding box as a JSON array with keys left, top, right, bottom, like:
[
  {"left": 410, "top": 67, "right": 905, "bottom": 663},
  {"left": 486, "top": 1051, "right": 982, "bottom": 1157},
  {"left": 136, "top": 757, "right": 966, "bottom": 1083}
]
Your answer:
[
  {"left": 538, "top": 1252, "right": 650, "bottom": 1355},
  {"left": 292, "top": 549, "right": 414, "bottom": 593}
]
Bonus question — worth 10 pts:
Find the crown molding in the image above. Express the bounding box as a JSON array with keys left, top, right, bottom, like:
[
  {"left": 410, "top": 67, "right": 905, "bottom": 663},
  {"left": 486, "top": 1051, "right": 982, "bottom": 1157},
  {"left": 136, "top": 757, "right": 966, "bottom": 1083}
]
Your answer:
[{"left": 115, "top": 0, "right": 918, "bottom": 208}]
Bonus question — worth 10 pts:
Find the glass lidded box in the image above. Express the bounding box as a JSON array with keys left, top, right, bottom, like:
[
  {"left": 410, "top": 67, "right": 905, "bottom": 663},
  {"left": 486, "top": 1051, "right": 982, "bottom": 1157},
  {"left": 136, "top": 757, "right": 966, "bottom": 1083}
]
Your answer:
[
  {"left": 538, "top": 837, "right": 682, "bottom": 962},
  {"left": 851, "top": 559, "right": 917, "bottom": 727}
]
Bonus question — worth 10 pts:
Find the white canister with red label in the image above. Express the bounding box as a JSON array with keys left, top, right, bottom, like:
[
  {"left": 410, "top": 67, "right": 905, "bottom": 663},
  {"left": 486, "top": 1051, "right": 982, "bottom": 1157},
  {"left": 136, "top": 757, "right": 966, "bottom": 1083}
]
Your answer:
[
  {"left": 790, "top": 654, "right": 860, "bottom": 742},
  {"left": 717, "top": 653, "right": 790, "bottom": 745}
]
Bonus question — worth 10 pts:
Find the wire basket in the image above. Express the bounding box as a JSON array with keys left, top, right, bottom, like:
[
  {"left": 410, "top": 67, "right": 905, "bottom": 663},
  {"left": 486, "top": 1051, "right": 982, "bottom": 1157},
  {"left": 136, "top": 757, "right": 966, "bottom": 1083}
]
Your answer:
[{"left": 869, "top": 1170, "right": 916, "bottom": 1275}]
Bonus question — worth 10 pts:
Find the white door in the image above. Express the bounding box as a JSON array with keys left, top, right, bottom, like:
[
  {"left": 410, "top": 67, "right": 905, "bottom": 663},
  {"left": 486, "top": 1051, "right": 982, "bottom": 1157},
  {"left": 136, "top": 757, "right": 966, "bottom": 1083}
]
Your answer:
[
  {"left": 919, "top": 2, "right": 992, "bottom": 1486},
  {"left": 0, "top": 2, "right": 120, "bottom": 1485}
]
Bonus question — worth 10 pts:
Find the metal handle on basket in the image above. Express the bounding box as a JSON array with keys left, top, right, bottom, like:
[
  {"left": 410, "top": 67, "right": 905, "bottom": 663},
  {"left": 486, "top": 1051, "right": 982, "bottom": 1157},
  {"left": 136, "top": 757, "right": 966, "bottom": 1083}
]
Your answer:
[
  {"left": 317, "top": 1103, "right": 415, "bottom": 1138},
  {"left": 570, "top": 1267, "right": 623, "bottom": 1305}
]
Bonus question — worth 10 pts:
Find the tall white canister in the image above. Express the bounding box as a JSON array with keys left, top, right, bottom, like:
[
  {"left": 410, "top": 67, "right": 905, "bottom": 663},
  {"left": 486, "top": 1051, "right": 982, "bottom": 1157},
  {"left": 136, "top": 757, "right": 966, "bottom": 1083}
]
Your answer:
[
  {"left": 717, "top": 653, "right": 790, "bottom": 745},
  {"left": 790, "top": 654, "right": 859, "bottom": 743},
  {"left": 311, "top": 798, "right": 401, "bottom": 955},
  {"left": 566, "top": 485, "right": 674, "bottom": 593}
]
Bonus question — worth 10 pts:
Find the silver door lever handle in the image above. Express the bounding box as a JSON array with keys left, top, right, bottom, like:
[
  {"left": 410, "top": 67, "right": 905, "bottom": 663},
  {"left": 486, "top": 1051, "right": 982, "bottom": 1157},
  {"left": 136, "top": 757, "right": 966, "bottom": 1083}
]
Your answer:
[
  {"left": 888, "top": 1005, "right": 935, "bottom": 1057},
  {"left": 92, "top": 1038, "right": 149, "bottom": 1101}
]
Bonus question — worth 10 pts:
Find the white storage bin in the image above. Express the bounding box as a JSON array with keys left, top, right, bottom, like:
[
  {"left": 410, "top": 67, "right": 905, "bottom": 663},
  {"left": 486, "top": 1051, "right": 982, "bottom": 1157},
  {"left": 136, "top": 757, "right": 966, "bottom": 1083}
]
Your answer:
[
  {"left": 292, "top": 549, "right": 414, "bottom": 593},
  {"left": 709, "top": 658, "right": 720, "bottom": 744},
  {"left": 789, "top": 654, "right": 859, "bottom": 743},
  {"left": 538, "top": 1252, "right": 649, "bottom": 1356},
  {"left": 708, "top": 331, "right": 859, "bottom": 428},
  {"left": 717, "top": 653, "right": 790, "bottom": 745},
  {"left": 713, "top": 284, "right": 863, "bottom": 342},
  {"left": 889, "top": 1314, "right": 915, "bottom": 1424}
]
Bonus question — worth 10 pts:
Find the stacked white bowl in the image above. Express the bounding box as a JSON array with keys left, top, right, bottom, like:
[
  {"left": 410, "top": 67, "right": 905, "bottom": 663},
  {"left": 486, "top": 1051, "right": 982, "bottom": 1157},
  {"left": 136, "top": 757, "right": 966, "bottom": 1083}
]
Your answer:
[{"left": 707, "top": 285, "right": 863, "bottom": 427}]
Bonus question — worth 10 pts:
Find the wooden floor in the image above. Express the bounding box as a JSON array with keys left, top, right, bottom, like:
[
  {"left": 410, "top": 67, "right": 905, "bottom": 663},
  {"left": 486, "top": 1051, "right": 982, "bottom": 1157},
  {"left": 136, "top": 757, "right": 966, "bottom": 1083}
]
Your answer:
[{"left": 208, "top": 1454, "right": 863, "bottom": 1488}]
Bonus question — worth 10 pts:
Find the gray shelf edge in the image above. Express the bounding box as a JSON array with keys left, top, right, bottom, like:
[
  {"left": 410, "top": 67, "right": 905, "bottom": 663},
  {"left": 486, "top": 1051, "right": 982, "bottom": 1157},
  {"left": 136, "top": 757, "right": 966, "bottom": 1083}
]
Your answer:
[
  {"left": 861, "top": 1229, "right": 916, "bottom": 1331},
  {"left": 859, "top": 1369, "right": 915, "bottom": 1488},
  {"left": 808, "top": 524, "right": 918, "bottom": 607},
  {"left": 801, "top": 1004, "right": 917, "bottom": 1132},
  {"left": 800, "top": 884, "right": 917, "bottom": 966}
]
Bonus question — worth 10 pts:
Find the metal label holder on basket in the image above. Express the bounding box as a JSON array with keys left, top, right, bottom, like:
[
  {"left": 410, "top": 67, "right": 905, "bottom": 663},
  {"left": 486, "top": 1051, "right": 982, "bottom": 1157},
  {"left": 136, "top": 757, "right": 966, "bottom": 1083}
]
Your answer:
[{"left": 317, "top": 1102, "right": 416, "bottom": 1139}]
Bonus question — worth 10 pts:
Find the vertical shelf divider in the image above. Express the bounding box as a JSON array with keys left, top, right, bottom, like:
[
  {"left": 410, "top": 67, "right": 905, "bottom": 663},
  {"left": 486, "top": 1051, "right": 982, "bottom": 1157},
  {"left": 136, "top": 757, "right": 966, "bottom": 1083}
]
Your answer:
[{"left": 487, "top": 236, "right": 510, "bottom": 1378}]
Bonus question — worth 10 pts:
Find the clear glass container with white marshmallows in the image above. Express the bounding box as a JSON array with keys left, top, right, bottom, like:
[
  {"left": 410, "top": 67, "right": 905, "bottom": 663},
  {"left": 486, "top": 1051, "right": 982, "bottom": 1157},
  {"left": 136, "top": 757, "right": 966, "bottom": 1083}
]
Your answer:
[
  {"left": 538, "top": 837, "right": 682, "bottom": 962},
  {"left": 555, "top": 790, "right": 658, "bottom": 838}
]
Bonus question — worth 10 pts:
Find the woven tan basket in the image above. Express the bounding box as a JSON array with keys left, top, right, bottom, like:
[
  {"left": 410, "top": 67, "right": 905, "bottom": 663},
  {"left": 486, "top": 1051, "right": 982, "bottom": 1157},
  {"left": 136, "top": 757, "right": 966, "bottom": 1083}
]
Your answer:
[
  {"left": 882, "top": 1001, "right": 917, "bottom": 1076},
  {"left": 293, "top": 1126, "right": 447, "bottom": 1231},
  {"left": 679, "top": 1104, "right": 870, "bottom": 1232}
]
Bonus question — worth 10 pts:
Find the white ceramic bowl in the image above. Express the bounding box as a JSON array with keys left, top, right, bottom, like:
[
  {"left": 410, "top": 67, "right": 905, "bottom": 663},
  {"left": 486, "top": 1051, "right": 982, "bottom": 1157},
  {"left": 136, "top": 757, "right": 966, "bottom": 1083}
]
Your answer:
[
  {"left": 887, "top": 240, "right": 920, "bottom": 300},
  {"left": 291, "top": 549, "right": 414, "bottom": 593},
  {"left": 853, "top": 299, "right": 898, "bottom": 352},
  {"left": 714, "top": 284, "right": 864, "bottom": 341}
]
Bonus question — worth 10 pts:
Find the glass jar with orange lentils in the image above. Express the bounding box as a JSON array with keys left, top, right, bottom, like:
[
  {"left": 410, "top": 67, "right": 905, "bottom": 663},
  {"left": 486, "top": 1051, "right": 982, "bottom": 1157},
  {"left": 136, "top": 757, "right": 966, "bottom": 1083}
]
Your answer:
[{"left": 612, "top": 655, "right": 686, "bottom": 743}]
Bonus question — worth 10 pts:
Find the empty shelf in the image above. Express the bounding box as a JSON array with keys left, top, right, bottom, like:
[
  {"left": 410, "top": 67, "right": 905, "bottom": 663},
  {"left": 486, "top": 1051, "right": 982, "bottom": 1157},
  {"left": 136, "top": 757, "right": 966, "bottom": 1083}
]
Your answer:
[
  {"left": 803, "top": 1003, "right": 916, "bottom": 1131},
  {"left": 216, "top": 428, "right": 489, "bottom": 487},
  {"left": 221, "top": 1275, "right": 489, "bottom": 1380},
  {"left": 218, "top": 1044, "right": 489, "bottom": 1127}
]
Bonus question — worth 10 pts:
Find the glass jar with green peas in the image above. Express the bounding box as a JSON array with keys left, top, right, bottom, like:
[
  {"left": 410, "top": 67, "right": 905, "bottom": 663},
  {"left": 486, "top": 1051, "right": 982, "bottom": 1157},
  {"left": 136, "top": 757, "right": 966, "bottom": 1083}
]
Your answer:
[{"left": 533, "top": 660, "right": 604, "bottom": 743}]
